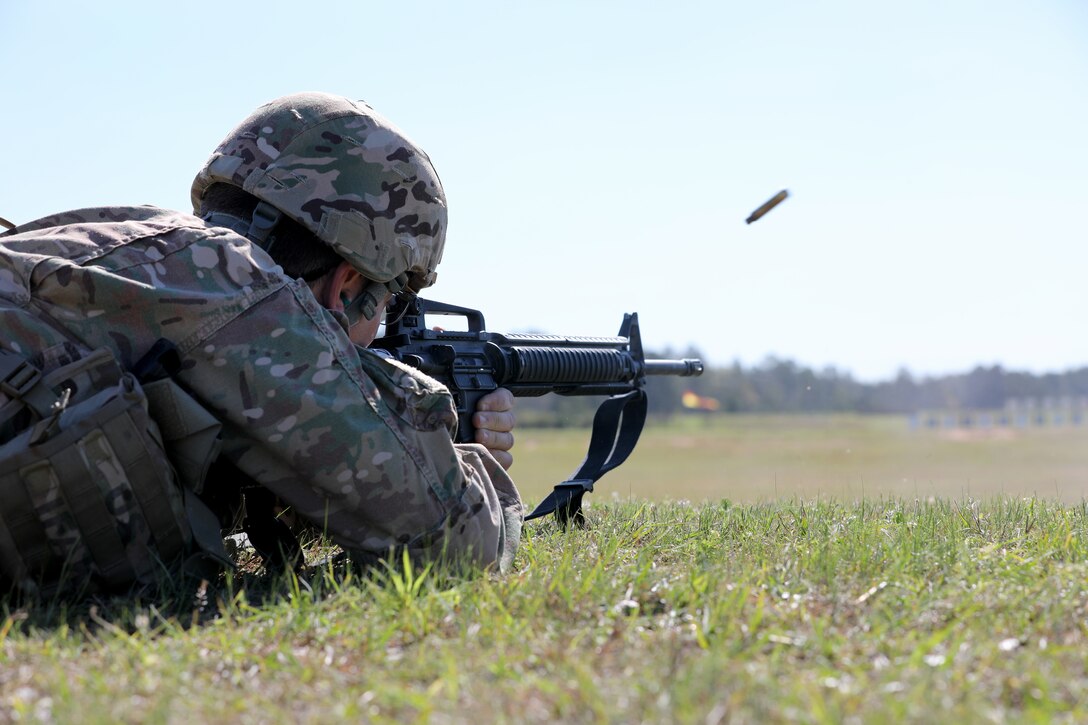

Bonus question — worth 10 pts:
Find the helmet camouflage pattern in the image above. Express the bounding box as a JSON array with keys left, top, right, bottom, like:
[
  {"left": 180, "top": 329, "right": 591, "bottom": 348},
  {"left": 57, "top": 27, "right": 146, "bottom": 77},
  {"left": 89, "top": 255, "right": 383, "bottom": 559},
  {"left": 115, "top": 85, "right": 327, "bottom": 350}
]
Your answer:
[{"left": 191, "top": 92, "right": 446, "bottom": 292}]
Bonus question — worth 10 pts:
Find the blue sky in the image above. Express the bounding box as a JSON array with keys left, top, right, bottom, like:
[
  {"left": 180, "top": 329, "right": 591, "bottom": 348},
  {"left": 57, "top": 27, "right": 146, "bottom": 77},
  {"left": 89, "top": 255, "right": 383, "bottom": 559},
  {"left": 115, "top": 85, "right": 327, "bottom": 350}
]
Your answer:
[{"left": 2, "top": 1, "right": 1086, "bottom": 381}]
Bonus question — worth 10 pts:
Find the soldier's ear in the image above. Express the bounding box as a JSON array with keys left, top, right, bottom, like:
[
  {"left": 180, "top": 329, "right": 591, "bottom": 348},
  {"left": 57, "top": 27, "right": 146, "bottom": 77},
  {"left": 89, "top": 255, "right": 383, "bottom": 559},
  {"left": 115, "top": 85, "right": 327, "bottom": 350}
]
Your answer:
[{"left": 319, "top": 260, "right": 361, "bottom": 310}]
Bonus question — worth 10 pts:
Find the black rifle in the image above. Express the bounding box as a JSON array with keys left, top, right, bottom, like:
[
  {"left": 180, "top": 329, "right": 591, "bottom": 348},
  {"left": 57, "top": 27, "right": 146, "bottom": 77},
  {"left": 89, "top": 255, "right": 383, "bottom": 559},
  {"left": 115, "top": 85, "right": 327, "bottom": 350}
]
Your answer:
[{"left": 371, "top": 298, "right": 704, "bottom": 525}]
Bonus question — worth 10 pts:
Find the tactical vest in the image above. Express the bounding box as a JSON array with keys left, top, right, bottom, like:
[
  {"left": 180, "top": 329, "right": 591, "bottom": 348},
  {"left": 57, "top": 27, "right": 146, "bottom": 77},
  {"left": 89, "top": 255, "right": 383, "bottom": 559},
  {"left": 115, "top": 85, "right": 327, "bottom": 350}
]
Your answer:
[{"left": 0, "top": 342, "right": 227, "bottom": 597}]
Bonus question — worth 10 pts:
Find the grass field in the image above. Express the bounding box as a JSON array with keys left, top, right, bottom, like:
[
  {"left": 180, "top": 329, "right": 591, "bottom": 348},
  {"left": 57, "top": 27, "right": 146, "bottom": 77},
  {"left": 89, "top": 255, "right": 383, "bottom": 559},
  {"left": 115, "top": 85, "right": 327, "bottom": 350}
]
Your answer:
[
  {"left": 515, "top": 414, "right": 1088, "bottom": 506},
  {"left": 2, "top": 414, "right": 1087, "bottom": 723}
]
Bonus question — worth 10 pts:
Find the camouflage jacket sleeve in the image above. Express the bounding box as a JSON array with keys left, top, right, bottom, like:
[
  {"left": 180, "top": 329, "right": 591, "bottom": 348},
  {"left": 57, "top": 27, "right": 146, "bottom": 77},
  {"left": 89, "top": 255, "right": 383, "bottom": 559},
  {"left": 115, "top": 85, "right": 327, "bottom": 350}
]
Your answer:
[
  {"left": 0, "top": 207, "right": 523, "bottom": 571},
  {"left": 188, "top": 274, "right": 524, "bottom": 572},
  {"left": 183, "top": 266, "right": 526, "bottom": 570}
]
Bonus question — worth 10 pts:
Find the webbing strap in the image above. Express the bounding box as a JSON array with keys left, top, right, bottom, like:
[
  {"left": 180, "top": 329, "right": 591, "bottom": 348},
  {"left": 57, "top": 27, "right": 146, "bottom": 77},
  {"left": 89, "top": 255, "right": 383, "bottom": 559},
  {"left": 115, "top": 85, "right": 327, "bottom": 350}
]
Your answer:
[
  {"left": 0, "top": 497, "right": 29, "bottom": 584},
  {"left": 0, "top": 467, "right": 60, "bottom": 582},
  {"left": 1, "top": 373, "right": 195, "bottom": 591},
  {"left": 0, "top": 349, "right": 59, "bottom": 423},
  {"left": 50, "top": 434, "right": 135, "bottom": 586},
  {"left": 524, "top": 389, "right": 648, "bottom": 526},
  {"left": 0, "top": 349, "right": 40, "bottom": 399},
  {"left": 97, "top": 399, "right": 189, "bottom": 566}
]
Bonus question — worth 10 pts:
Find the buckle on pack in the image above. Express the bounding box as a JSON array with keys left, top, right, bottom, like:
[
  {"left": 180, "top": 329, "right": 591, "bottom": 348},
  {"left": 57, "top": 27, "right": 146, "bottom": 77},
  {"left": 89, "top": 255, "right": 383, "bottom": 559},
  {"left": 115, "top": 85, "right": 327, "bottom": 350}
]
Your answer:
[{"left": 0, "top": 357, "right": 41, "bottom": 400}]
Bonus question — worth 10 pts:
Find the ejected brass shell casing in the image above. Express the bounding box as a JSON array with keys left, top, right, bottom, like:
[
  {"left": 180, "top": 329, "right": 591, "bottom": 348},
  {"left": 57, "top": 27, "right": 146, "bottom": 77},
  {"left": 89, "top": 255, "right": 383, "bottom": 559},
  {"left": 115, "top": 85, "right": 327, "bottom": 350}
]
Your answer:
[{"left": 745, "top": 189, "right": 789, "bottom": 224}]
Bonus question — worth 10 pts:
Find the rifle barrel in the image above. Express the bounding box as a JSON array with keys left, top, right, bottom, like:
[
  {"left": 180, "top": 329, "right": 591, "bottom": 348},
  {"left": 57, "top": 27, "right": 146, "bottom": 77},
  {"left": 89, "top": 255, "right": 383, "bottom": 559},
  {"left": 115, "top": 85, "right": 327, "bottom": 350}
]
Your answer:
[{"left": 644, "top": 359, "right": 704, "bottom": 376}]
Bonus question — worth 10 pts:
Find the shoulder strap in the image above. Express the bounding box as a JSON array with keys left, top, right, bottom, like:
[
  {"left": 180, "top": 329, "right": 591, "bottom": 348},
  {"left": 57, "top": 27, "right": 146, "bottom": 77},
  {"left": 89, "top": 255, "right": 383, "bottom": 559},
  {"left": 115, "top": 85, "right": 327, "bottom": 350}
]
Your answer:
[{"left": 524, "top": 389, "right": 648, "bottom": 527}]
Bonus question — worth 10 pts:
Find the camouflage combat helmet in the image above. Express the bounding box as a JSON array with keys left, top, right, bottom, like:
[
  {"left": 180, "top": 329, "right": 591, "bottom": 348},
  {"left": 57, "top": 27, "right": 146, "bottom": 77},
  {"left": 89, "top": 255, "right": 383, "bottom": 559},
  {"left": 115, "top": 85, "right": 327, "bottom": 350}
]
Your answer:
[{"left": 191, "top": 92, "right": 446, "bottom": 317}]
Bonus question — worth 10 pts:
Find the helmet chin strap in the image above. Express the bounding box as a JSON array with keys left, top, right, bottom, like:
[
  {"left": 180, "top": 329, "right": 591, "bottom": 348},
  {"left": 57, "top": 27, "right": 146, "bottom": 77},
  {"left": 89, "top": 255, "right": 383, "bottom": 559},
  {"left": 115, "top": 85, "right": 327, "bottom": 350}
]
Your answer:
[
  {"left": 343, "top": 273, "right": 411, "bottom": 326},
  {"left": 246, "top": 202, "right": 284, "bottom": 253}
]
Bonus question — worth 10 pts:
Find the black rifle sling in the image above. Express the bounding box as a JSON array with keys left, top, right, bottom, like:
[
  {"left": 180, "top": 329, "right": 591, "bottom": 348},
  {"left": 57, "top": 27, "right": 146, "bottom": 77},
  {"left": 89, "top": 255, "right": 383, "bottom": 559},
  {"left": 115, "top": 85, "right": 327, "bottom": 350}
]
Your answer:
[{"left": 524, "top": 389, "right": 648, "bottom": 526}]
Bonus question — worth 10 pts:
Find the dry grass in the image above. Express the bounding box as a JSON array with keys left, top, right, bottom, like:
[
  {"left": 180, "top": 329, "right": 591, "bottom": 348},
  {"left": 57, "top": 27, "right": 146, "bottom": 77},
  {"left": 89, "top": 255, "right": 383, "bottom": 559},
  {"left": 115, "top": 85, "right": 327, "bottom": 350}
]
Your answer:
[{"left": 513, "top": 414, "right": 1088, "bottom": 506}]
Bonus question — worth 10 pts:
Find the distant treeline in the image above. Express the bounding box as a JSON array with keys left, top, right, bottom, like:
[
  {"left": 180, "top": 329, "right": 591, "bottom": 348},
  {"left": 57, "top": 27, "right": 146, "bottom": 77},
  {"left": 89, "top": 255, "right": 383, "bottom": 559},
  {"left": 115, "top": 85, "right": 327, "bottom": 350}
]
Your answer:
[{"left": 515, "top": 351, "right": 1088, "bottom": 427}]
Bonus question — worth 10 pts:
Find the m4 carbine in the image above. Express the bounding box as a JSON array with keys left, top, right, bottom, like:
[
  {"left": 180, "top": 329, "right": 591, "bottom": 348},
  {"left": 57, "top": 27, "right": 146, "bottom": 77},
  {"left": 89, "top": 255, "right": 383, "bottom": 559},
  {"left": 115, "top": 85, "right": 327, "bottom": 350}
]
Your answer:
[{"left": 371, "top": 298, "right": 703, "bottom": 525}]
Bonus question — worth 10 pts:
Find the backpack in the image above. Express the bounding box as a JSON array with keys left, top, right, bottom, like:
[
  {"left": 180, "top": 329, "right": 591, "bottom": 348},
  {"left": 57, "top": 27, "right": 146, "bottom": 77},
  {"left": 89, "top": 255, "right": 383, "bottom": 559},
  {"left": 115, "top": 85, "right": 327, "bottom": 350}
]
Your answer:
[{"left": 0, "top": 342, "right": 228, "bottom": 597}]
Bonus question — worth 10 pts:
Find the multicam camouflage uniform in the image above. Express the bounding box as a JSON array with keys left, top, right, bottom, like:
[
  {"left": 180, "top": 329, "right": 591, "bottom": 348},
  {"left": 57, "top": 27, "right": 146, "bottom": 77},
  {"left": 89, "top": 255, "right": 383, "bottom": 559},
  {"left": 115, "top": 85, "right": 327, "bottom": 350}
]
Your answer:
[{"left": 0, "top": 95, "right": 523, "bottom": 574}]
